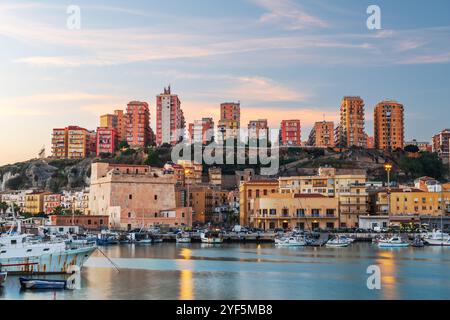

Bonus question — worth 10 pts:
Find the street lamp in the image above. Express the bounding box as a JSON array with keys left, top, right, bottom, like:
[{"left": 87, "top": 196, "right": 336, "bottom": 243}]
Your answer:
[{"left": 384, "top": 163, "right": 393, "bottom": 216}]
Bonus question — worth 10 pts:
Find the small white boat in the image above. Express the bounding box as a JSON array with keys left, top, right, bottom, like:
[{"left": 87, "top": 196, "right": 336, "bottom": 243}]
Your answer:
[
  {"left": 326, "top": 236, "right": 350, "bottom": 248},
  {"left": 425, "top": 237, "right": 450, "bottom": 246},
  {"left": 275, "top": 236, "right": 306, "bottom": 247},
  {"left": 200, "top": 231, "right": 223, "bottom": 244},
  {"left": 424, "top": 229, "right": 450, "bottom": 246},
  {"left": 378, "top": 236, "right": 409, "bottom": 248},
  {"left": 176, "top": 232, "right": 191, "bottom": 243}
]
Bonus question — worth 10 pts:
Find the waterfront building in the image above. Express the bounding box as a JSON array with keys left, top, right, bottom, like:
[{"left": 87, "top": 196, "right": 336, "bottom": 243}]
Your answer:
[
  {"left": 389, "top": 189, "right": 450, "bottom": 216},
  {"left": 218, "top": 102, "right": 240, "bottom": 142},
  {"left": 358, "top": 215, "right": 390, "bottom": 230},
  {"left": 25, "top": 191, "right": 51, "bottom": 215},
  {"left": 432, "top": 129, "right": 450, "bottom": 163},
  {"left": 60, "top": 189, "right": 90, "bottom": 215},
  {"left": 50, "top": 215, "right": 109, "bottom": 231},
  {"left": 125, "top": 101, "right": 150, "bottom": 148},
  {"left": 253, "top": 193, "right": 339, "bottom": 231},
  {"left": 89, "top": 163, "right": 192, "bottom": 230},
  {"left": 280, "top": 120, "right": 301, "bottom": 146},
  {"left": 338, "top": 96, "right": 366, "bottom": 148},
  {"left": 374, "top": 100, "right": 405, "bottom": 150},
  {"left": 228, "top": 189, "right": 240, "bottom": 215},
  {"left": 188, "top": 118, "right": 214, "bottom": 144},
  {"left": 307, "top": 121, "right": 334, "bottom": 148},
  {"left": 43, "top": 194, "right": 62, "bottom": 215},
  {"left": 248, "top": 119, "right": 268, "bottom": 140},
  {"left": 156, "top": 86, "right": 185, "bottom": 146},
  {"left": 187, "top": 185, "right": 228, "bottom": 224},
  {"left": 239, "top": 180, "right": 279, "bottom": 226},
  {"left": 96, "top": 127, "right": 118, "bottom": 156},
  {"left": 278, "top": 167, "right": 368, "bottom": 227}
]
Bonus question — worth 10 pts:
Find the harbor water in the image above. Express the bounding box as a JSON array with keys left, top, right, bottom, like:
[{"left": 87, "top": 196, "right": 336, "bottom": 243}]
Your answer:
[{"left": 1, "top": 243, "right": 450, "bottom": 300}]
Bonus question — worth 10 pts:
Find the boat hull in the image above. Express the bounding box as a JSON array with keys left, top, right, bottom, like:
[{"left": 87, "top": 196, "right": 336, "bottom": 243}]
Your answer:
[
  {"left": 378, "top": 243, "right": 409, "bottom": 248},
  {"left": 326, "top": 243, "right": 350, "bottom": 248},
  {"left": 20, "top": 277, "right": 66, "bottom": 290},
  {"left": 176, "top": 238, "right": 191, "bottom": 243},
  {"left": 425, "top": 239, "right": 450, "bottom": 246},
  {"left": 0, "top": 246, "right": 96, "bottom": 274}
]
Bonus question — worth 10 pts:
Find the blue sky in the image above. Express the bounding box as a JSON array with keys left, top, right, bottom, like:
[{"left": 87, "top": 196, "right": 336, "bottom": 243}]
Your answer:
[{"left": 1, "top": 0, "right": 450, "bottom": 165}]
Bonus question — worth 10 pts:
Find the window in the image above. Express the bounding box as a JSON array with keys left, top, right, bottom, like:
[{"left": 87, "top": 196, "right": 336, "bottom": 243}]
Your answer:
[
  {"left": 128, "top": 212, "right": 131, "bottom": 218},
  {"left": 296, "top": 209, "right": 305, "bottom": 217},
  {"left": 311, "top": 209, "right": 320, "bottom": 217},
  {"left": 88, "top": 220, "right": 92, "bottom": 225},
  {"left": 154, "top": 195, "right": 158, "bottom": 200},
  {"left": 270, "top": 209, "right": 277, "bottom": 215},
  {"left": 256, "top": 190, "right": 260, "bottom": 198},
  {"left": 129, "top": 194, "right": 133, "bottom": 200},
  {"left": 263, "top": 190, "right": 268, "bottom": 196}
]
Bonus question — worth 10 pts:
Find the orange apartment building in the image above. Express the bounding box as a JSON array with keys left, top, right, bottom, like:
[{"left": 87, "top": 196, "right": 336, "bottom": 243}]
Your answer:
[
  {"left": 239, "top": 180, "right": 279, "bottom": 226},
  {"left": 338, "top": 96, "right": 366, "bottom": 148},
  {"left": 114, "top": 110, "right": 127, "bottom": 143},
  {"left": 52, "top": 126, "right": 96, "bottom": 159},
  {"left": 89, "top": 163, "right": 192, "bottom": 230},
  {"left": 188, "top": 117, "right": 214, "bottom": 144},
  {"left": 307, "top": 121, "right": 334, "bottom": 147},
  {"left": 126, "top": 101, "right": 150, "bottom": 148},
  {"left": 218, "top": 102, "right": 240, "bottom": 141},
  {"left": 374, "top": 100, "right": 405, "bottom": 150},
  {"left": 280, "top": 120, "right": 301, "bottom": 146}
]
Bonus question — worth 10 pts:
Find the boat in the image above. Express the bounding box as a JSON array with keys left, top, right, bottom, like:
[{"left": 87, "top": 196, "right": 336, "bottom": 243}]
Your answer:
[
  {"left": 200, "top": 231, "right": 223, "bottom": 244},
  {"left": 176, "top": 232, "right": 191, "bottom": 243},
  {"left": 338, "top": 235, "right": 355, "bottom": 244},
  {"left": 275, "top": 236, "right": 306, "bottom": 247},
  {"left": 424, "top": 229, "right": 450, "bottom": 246},
  {"left": 0, "top": 240, "right": 97, "bottom": 274},
  {"left": 96, "top": 230, "right": 119, "bottom": 245},
  {"left": 0, "top": 272, "right": 6, "bottom": 286},
  {"left": 19, "top": 277, "right": 67, "bottom": 290},
  {"left": 151, "top": 235, "right": 163, "bottom": 243},
  {"left": 377, "top": 236, "right": 409, "bottom": 248},
  {"left": 326, "top": 236, "right": 351, "bottom": 248},
  {"left": 411, "top": 236, "right": 425, "bottom": 247}
]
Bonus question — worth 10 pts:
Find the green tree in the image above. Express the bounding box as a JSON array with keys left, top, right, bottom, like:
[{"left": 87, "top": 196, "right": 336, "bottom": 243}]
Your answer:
[
  {"left": 404, "top": 145, "right": 420, "bottom": 153},
  {"left": 119, "top": 140, "right": 130, "bottom": 149},
  {"left": 0, "top": 202, "right": 8, "bottom": 215}
]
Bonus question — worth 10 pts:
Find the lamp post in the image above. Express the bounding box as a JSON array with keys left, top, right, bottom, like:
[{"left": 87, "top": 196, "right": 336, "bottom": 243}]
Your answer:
[{"left": 384, "top": 163, "right": 393, "bottom": 216}]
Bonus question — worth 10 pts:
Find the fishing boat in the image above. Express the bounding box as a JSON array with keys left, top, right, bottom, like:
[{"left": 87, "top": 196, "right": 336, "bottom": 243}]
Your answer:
[
  {"left": 326, "top": 236, "right": 351, "bottom": 248},
  {"left": 19, "top": 277, "right": 67, "bottom": 290},
  {"left": 176, "top": 232, "right": 191, "bottom": 243},
  {"left": 200, "top": 231, "right": 223, "bottom": 244},
  {"left": 0, "top": 271, "right": 6, "bottom": 286},
  {"left": 378, "top": 236, "right": 409, "bottom": 248},
  {"left": 96, "top": 231, "right": 119, "bottom": 246},
  {"left": 275, "top": 235, "right": 306, "bottom": 247}
]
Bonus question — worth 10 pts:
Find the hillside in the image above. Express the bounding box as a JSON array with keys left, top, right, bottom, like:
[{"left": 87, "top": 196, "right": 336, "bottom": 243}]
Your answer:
[{"left": 0, "top": 146, "right": 447, "bottom": 193}]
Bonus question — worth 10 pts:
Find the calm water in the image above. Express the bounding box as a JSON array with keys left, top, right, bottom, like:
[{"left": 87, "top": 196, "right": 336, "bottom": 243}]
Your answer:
[{"left": 1, "top": 243, "right": 450, "bottom": 300}]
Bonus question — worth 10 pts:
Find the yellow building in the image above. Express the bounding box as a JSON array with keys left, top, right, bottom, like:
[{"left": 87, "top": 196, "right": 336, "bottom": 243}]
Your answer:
[
  {"left": 188, "top": 186, "right": 228, "bottom": 223},
  {"left": 253, "top": 193, "right": 339, "bottom": 231},
  {"left": 390, "top": 190, "right": 450, "bottom": 216},
  {"left": 239, "top": 180, "right": 279, "bottom": 226},
  {"left": 25, "top": 192, "right": 51, "bottom": 214}
]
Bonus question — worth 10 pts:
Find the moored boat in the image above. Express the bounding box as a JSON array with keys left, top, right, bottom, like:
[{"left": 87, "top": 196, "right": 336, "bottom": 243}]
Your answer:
[
  {"left": 19, "top": 277, "right": 67, "bottom": 290},
  {"left": 378, "top": 236, "right": 409, "bottom": 248},
  {"left": 275, "top": 236, "right": 306, "bottom": 247},
  {"left": 176, "top": 232, "right": 191, "bottom": 243},
  {"left": 201, "top": 231, "right": 223, "bottom": 244},
  {"left": 326, "top": 236, "right": 351, "bottom": 248}
]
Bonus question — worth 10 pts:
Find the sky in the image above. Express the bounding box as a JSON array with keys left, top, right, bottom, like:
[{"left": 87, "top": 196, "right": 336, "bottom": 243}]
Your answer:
[{"left": 1, "top": 0, "right": 450, "bottom": 165}]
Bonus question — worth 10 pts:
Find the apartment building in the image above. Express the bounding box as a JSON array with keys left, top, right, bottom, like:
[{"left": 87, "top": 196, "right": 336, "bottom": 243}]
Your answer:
[
  {"left": 280, "top": 120, "right": 301, "bottom": 146},
  {"left": 218, "top": 102, "right": 240, "bottom": 141},
  {"left": 338, "top": 96, "right": 366, "bottom": 147},
  {"left": 432, "top": 129, "right": 450, "bottom": 163},
  {"left": 374, "top": 100, "right": 405, "bottom": 150},
  {"left": 126, "top": 101, "right": 150, "bottom": 148},
  {"left": 307, "top": 121, "right": 334, "bottom": 148},
  {"left": 43, "top": 193, "right": 62, "bottom": 214},
  {"left": 156, "top": 86, "right": 185, "bottom": 145},
  {"left": 239, "top": 180, "right": 279, "bottom": 226},
  {"left": 25, "top": 192, "right": 51, "bottom": 215},
  {"left": 188, "top": 118, "right": 214, "bottom": 144},
  {"left": 96, "top": 127, "right": 118, "bottom": 156},
  {"left": 247, "top": 119, "right": 269, "bottom": 140},
  {"left": 52, "top": 126, "right": 96, "bottom": 159}
]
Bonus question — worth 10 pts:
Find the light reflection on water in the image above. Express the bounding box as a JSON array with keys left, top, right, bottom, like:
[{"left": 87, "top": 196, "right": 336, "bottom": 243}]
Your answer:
[{"left": 1, "top": 243, "right": 450, "bottom": 300}]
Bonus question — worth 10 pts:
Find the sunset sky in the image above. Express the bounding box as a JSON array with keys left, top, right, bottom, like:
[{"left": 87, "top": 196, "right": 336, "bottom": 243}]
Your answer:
[{"left": 1, "top": 0, "right": 450, "bottom": 165}]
